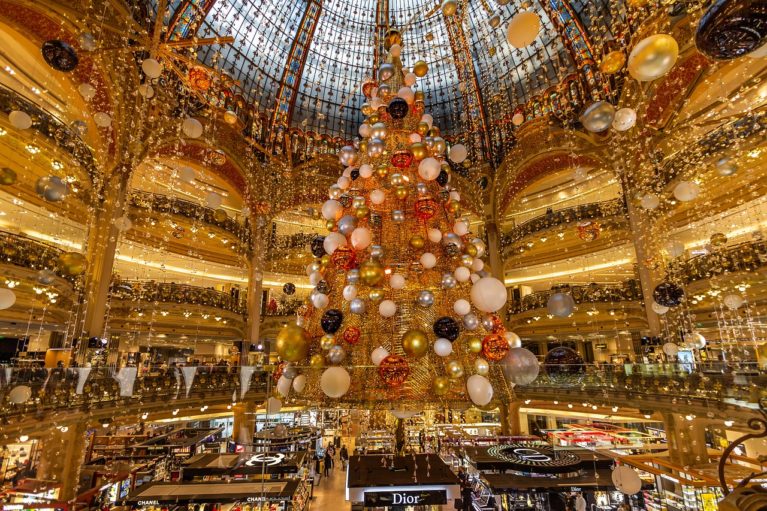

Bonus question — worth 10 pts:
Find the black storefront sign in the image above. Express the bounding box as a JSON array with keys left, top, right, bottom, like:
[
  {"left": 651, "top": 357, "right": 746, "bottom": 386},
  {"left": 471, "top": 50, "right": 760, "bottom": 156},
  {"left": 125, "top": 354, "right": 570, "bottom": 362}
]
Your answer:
[{"left": 364, "top": 490, "right": 447, "bottom": 507}]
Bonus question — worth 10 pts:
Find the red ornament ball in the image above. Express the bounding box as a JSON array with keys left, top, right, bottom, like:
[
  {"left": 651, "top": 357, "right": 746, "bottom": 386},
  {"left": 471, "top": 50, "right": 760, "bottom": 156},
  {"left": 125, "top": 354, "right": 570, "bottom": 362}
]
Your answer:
[
  {"left": 414, "top": 196, "right": 439, "bottom": 220},
  {"left": 343, "top": 326, "right": 361, "bottom": 345},
  {"left": 331, "top": 245, "right": 357, "bottom": 270},
  {"left": 482, "top": 333, "right": 510, "bottom": 362},
  {"left": 391, "top": 150, "right": 414, "bottom": 169},
  {"left": 378, "top": 354, "right": 410, "bottom": 387}
]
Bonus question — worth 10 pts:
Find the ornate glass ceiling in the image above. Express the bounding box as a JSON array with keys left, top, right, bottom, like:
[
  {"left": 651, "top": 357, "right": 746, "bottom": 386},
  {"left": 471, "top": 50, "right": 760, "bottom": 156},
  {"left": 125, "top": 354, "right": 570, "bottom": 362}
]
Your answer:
[{"left": 177, "top": 0, "right": 604, "bottom": 143}]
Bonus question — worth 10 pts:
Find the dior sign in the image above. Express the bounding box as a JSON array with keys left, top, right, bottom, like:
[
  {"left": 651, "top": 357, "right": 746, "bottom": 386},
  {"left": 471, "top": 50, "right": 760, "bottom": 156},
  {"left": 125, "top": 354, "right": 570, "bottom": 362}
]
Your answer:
[{"left": 364, "top": 490, "right": 447, "bottom": 507}]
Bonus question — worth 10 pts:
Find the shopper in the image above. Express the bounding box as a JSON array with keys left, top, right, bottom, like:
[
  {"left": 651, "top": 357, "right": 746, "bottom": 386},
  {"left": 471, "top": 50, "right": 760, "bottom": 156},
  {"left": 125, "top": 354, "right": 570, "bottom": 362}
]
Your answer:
[
  {"left": 340, "top": 444, "right": 348, "bottom": 469},
  {"left": 323, "top": 449, "right": 332, "bottom": 476}
]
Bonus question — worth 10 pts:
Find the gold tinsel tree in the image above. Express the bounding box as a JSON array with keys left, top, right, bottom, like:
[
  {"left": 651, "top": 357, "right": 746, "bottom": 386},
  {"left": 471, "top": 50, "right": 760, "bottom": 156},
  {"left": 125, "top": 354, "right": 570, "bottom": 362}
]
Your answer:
[{"left": 276, "top": 32, "right": 514, "bottom": 410}]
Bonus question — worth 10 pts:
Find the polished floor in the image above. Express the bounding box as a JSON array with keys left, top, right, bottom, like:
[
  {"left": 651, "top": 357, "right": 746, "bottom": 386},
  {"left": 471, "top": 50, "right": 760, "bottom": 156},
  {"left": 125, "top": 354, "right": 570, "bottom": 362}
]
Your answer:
[{"left": 310, "top": 455, "right": 349, "bottom": 510}]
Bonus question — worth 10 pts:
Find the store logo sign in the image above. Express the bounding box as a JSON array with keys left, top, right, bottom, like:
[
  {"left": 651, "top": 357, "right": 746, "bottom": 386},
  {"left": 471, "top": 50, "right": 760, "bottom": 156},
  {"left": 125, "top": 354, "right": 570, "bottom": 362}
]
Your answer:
[
  {"left": 364, "top": 490, "right": 447, "bottom": 506},
  {"left": 245, "top": 453, "right": 286, "bottom": 466},
  {"left": 511, "top": 448, "right": 552, "bottom": 462},
  {"left": 393, "top": 493, "right": 421, "bottom": 505},
  {"left": 137, "top": 500, "right": 159, "bottom": 506}
]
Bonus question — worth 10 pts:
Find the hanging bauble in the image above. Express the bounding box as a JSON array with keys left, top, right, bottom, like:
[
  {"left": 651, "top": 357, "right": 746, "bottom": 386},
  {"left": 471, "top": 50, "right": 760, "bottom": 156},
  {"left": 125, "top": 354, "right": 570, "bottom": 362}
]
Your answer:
[
  {"left": 378, "top": 354, "right": 410, "bottom": 387},
  {"left": 544, "top": 346, "right": 585, "bottom": 378},
  {"left": 339, "top": 145, "right": 358, "bottom": 166},
  {"left": 328, "top": 345, "right": 346, "bottom": 364},
  {"left": 470, "top": 277, "right": 507, "bottom": 313},
  {"left": 696, "top": 0, "right": 767, "bottom": 60},
  {"left": 379, "top": 300, "right": 397, "bottom": 318},
  {"left": 418, "top": 157, "right": 441, "bottom": 181},
  {"left": 141, "top": 58, "right": 163, "bottom": 78},
  {"left": 474, "top": 358, "right": 490, "bottom": 376},
  {"left": 93, "top": 112, "right": 112, "bottom": 127},
  {"left": 312, "top": 292, "right": 330, "bottom": 309},
  {"left": 316, "top": 278, "right": 331, "bottom": 295},
  {"left": 182, "top": 117, "right": 203, "bottom": 138},
  {"left": 716, "top": 156, "right": 738, "bottom": 176},
  {"left": 448, "top": 144, "right": 468, "bottom": 163},
  {"left": 331, "top": 245, "right": 357, "bottom": 270},
  {"left": 323, "top": 232, "right": 347, "bottom": 256},
  {"left": 389, "top": 43, "right": 402, "bottom": 57},
  {"left": 441, "top": 273, "right": 457, "bottom": 289},
  {"left": 311, "top": 236, "right": 326, "bottom": 257},
  {"left": 9, "top": 110, "right": 32, "bottom": 130},
  {"left": 673, "top": 181, "right": 700, "bottom": 201},
  {"left": 420, "top": 252, "right": 437, "bottom": 269},
  {"left": 447, "top": 360, "right": 464, "bottom": 379},
  {"left": 417, "top": 290, "right": 435, "bottom": 307},
  {"left": 482, "top": 333, "right": 510, "bottom": 361},
  {"left": 611, "top": 466, "right": 643, "bottom": 495},
  {"left": 292, "top": 375, "right": 307, "bottom": 394},
  {"left": 283, "top": 283, "right": 296, "bottom": 295},
  {"left": 349, "top": 298, "right": 366, "bottom": 314},
  {"left": 467, "top": 374, "right": 493, "bottom": 406},
  {"left": 453, "top": 299, "right": 471, "bottom": 316},
  {"left": 371, "top": 346, "right": 390, "bottom": 366},
  {"left": 599, "top": 50, "right": 626, "bottom": 74},
  {"left": 388, "top": 97, "right": 409, "bottom": 119},
  {"left": 360, "top": 260, "right": 384, "bottom": 285},
  {"left": 351, "top": 227, "right": 372, "bottom": 250},
  {"left": 404, "top": 72, "right": 417, "bottom": 86},
  {"left": 628, "top": 34, "right": 679, "bottom": 81},
  {"left": 78, "top": 83, "right": 96, "bottom": 101},
  {"left": 391, "top": 150, "right": 414, "bottom": 169},
  {"left": 276, "top": 375, "right": 292, "bottom": 397},
  {"left": 36, "top": 176, "right": 68, "bottom": 202},
  {"left": 653, "top": 282, "right": 684, "bottom": 307},
  {"left": 42, "top": 40, "right": 78, "bottom": 71},
  {"left": 489, "top": 14, "right": 501, "bottom": 28},
  {"left": 58, "top": 252, "right": 86, "bottom": 275},
  {"left": 343, "top": 326, "right": 361, "bottom": 345},
  {"left": 321, "top": 367, "right": 351, "bottom": 398},
  {"left": 442, "top": 0, "right": 458, "bottom": 15},
  {"left": 547, "top": 293, "right": 575, "bottom": 317},
  {"left": 612, "top": 108, "right": 637, "bottom": 131},
  {"left": 434, "top": 338, "right": 453, "bottom": 357},
  {"left": 581, "top": 101, "right": 615, "bottom": 132},
  {"left": 0, "top": 288, "right": 16, "bottom": 310},
  {"left": 433, "top": 376, "right": 450, "bottom": 396},
  {"left": 640, "top": 193, "right": 660, "bottom": 210},
  {"left": 501, "top": 347, "right": 540, "bottom": 385},
  {"left": 463, "top": 313, "right": 479, "bottom": 331},
  {"left": 321, "top": 309, "right": 344, "bottom": 334},
  {"left": 413, "top": 60, "right": 429, "bottom": 77},
  {"left": 436, "top": 169, "right": 449, "bottom": 186},
  {"left": 724, "top": 294, "right": 744, "bottom": 310},
  {"left": 651, "top": 302, "right": 669, "bottom": 314},
  {"left": 402, "top": 329, "right": 429, "bottom": 358},
  {"left": 506, "top": 11, "right": 540, "bottom": 48},
  {"left": 662, "top": 342, "right": 680, "bottom": 357},
  {"left": 378, "top": 63, "right": 395, "bottom": 82},
  {"left": 8, "top": 385, "right": 32, "bottom": 404},
  {"left": 275, "top": 324, "right": 309, "bottom": 362},
  {"left": 414, "top": 196, "right": 439, "bottom": 220},
  {"left": 433, "top": 316, "right": 460, "bottom": 341},
  {"left": 398, "top": 86, "right": 415, "bottom": 104}
]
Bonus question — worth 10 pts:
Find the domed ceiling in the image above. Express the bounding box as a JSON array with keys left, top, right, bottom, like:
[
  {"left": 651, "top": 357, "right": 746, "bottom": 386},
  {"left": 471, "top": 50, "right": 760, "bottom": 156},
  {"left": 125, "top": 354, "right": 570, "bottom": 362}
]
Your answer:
[{"left": 162, "top": 0, "right": 614, "bottom": 144}]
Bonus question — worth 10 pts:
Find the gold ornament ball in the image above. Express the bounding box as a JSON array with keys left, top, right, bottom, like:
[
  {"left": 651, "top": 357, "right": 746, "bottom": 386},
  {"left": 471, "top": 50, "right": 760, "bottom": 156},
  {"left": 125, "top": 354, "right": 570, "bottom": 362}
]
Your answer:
[
  {"left": 447, "top": 360, "right": 464, "bottom": 379},
  {"left": 355, "top": 205, "right": 370, "bottom": 219},
  {"left": 474, "top": 358, "right": 490, "bottom": 376},
  {"left": 213, "top": 208, "right": 228, "bottom": 222},
  {"left": 368, "top": 288, "right": 385, "bottom": 303},
  {"left": 710, "top": 232, "right": 727, "bottom": 247},
  {"left": 432, "top": 137, "right": 447, "bottom": 156},
  {"left": 359, "top": 140, "right": 369, "bottom": 154},
  {"left": 416, "top": 122, "right": 430, "bottom": 136},
  {"left": 410, "top": 235, "right": 426, "bottom": 249},
  {"left": 446, "top": 201, "right": 460, "bottom": 214},
  {"left": 320, "top": 254, "right": 331, "bottom": 267},
  {"left": 461, "top": 254, "right": 473, "bottom": 267},
  {"left": 275, "top": 324, "right": 310, "bottom": 362},
  {"left": 427, "top": 126, "right": 441, "bottom": 137},
  {"left": 361, "top": 103, "right": 374, "bottom": 116},
  {"left": 600, "top": 50, "right": 626, "bottom": 74},
  {"left": 413, "top": 60, "right": 429, "bottom": 77},
  {"left": 433, "top": 376, "right": 450, "bottom": 396},
  {"left": 465, "top": 244, "right": 478, "bottom": 257},
  {"left": 310, "top": 353, "right": 325, "bottom": 368},
  {"left": 326, "top": 220, "right": 336, "bottom": 231},
  {"left": 390, "top": 173, "right": 403, "bottom": 186},
  {"left": 442, "top": 0, "right": 458, "bottom": 16},
  {"left": 411, "top": 142, "right": 428, "bottom": 160},
  {"left": 384, "top": 28, "right": 402, "bottom": 50},
  {"left": 376, "top": 165, "right": 389, "bottom": 178},
  {"left": 320, "top": 334, "right": 336, "bottom": 351},
  {"left": 414, "top": 91, "right": 425, "bottom": 103},
  {"left": 467, "top": 336, "right": 483, "bottom": 353},
  {"left": 395, "top": 186, "right": 409, "bottom": 200},
  {"left": 402, "top": 329, "right": 429, "bottom": 358},
  {"left": 368, "top": 113, "right": 380, "bottom": 124},
  {"left": 628, "top": 34, "right": 679, "bottom": 82},
  {"left": 360, "top": 260, "right": 385, "bottom": 286}
]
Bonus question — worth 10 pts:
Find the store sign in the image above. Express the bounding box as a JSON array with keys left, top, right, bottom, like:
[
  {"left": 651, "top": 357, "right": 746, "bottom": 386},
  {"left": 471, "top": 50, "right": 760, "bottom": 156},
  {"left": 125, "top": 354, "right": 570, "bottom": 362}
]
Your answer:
[
  {"left": 364, "top": 490, "right": 447, "bottom": 507},
  {"left": 136, "top": 500, "right": 160, "bottom": 506},
  {"left": 487, "top": 444, "right": 581, "bottom": 469},
  {"left": 245, "top": 453, "right": 286, "bottom": 467}
]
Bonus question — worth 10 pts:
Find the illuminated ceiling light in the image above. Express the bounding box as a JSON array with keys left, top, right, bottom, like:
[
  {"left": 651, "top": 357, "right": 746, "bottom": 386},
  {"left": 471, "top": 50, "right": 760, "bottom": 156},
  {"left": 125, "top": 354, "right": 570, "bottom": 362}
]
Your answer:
[
  {"left": 18, "top": 435, "right": 29, "bottom": 442},
  {"left": 172, "top": 409, "right": 179, "bottom": 415},
  {"left": 26, "top": 144, "right": 40, "bottom": 154},
  {"left": 724, "top": 420, "right": 734, "bottom": 427},
  {"left": 5, "top": 279, "right": 18, "bottom": 288},
  {"left": 686, "top": 414, "right": 695, "bottom": 421},
  {"left": 643, "top": 414, "right": 652, "bottom": 419},
  {"left": 524, "top": 399, "right": 531, "bottom": 404},
  {"left": 51, "top": 160, "right": 63, "bottom": 170},
  {"left": 567, "top": 403, "right": 573, "bottom": 408}
]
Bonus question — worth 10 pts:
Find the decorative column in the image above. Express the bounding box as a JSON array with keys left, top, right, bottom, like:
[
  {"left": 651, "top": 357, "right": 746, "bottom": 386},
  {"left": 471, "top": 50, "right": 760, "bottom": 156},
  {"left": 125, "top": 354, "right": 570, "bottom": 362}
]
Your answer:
[
  {"left": 36, "top": 421, "right": 88, "bottom": 501},
  {"left": 232, "top": 401, "right": 256, "bottom": 447},
  {"left": 624, "top": 196, "right": 662, "bottom": 336},
  {"left": 244, "top": 215, "right": 268, "bottom": 366},
  {"left": 499, "top": 401, "right": 523, "bottom": 436},
  {"left": 77, "top": 165, "right": 131, "bottom": 359}
]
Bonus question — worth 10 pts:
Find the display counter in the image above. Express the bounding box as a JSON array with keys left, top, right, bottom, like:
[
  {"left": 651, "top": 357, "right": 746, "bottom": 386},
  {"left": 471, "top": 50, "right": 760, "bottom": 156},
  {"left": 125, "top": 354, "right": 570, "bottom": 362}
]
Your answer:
[
  {"left": 346, "top": 454, "right": 460, "bottom": 510},
  {"left": 124, "top": 479, "right": 310, "bottom": 511}
]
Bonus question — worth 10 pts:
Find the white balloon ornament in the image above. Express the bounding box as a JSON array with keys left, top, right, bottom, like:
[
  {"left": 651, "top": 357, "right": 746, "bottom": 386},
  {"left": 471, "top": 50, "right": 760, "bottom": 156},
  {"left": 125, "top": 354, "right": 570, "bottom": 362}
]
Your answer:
[
  {"left": 611, "top": 466, "right": 643, "bottom": 495},
  {"left": 612, "top": 108, "right": 637, "bottom": 131},
  {"left": 359, "top": 164, "right": 373, "bottom": 178},
  {"left": 371, "top": 347, "right": 390, "bottom": 366},
  {"left": 323, "top": 232, "right": 347, "bottom": 255},
  {"left": 418, "top": 157, "right": 441, "bottom": 181},
  {"left": 141, "top": 58, "right": 163, "bottom": 79},
  {"left": 320, "top": 367, "right": 351, "bottom": 398},
  {"left": 466, "top": 374, "right": 494, "bottom": 406},
  {"left": 640, "top": 193, "right": 660, "bottom": 210},
  {"left": 662, "top": 342, "right": 679, "bottom": 357},
  {"left": 276, "top": 375, "right": 292, "bottom": 397},
  {"left": 182, "top": 117, "right": 203, "bottom": 138},
  {"left": 427, "top": 228, "right": 443, "bottom": 243},
  {"left": 205, "top": 192, "right": 222, "bottom": 209},
  {"left": 454, "top": 266, "right": 471, "bottom": 283},
  {"left": 370, "top": 189, "right": 385, "bottom": 205},
  {"left": 434, "top": 338, "right": 453, "bottom": 357},
  {"left": 390, "top": 274, "right": 406, "bottom": 290},
  {"left": 673, "top": 181, "right": 700, "bottom": 202},
  {"left": 351, "top": 227, "right": 372, "bottom": 250},
  {"left": 470, "top": 277, "right": 507, "bottom": 313},
  {"left": 292, "top": 374, "right": 307, "bottom": 394},
  {"left": 724, "top": 294, "right": 744, "bottom": 310},
  {"left": 420, "top": 252, "right": 437, "bottom": 269},
  {"left": 379, "top": 300, "right": 397, "bottom": 318},
  {"left": 448, "top": 144, "right": 468, "bottom": 163},
  {"left": 506, "top": 11, "right": 540, "bottom": 48},
  {"left": 321, "top": 199, "right": 343, "bottom": 220},
  {"left": 78, "top": 83, "right": 96, "bottom": 101},
  {"left": 93, "top": 112, "right": 112, "bottom": 128},
  {"left": 651, "top": 302, "right": 670, "bottom": 315},
  {"left": 0, "top": 288, "right": 15, "bottom": 310},
  {"left": 504, "top": 331, "right": 522, "bottom": 348},
  {"left": 453, "top": 299, "right": 471, "bottom": 316}
]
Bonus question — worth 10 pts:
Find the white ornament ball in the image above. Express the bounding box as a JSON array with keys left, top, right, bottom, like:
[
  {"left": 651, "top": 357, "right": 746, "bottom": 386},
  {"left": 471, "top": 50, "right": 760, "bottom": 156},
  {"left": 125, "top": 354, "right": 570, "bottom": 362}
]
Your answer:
[
  {"left": 141, "top": 58, "right": 163, "bottom": 78},
  {"left": 292, "top": 374, "right": 307, "bottom": 394},
  {"left": 311, "top": 293, "right": 329, "bottom": 309},
  {"left": 651, "top": 302, "right": 670, "bottom": 315},
  {"left": 379, "top": 300, "right": 397, "bottom": 318},
  {"left": 421, "top": 114, "right": 434, "bottom": 127},
  {"left": 466, "top": 374, "right": 494, "bottom": 406},
  {"left": 427, "top": 228, "right": 443, "bottom": 243},
  {"left": 398, "top": 87, "right": 415, "bottom": 105},
  {"left": 723, "top": 294, "right": 744, "bottom": 310},
  {"left": 448, "top": 144, "right": 468, "bottom": 163},
  {"left": 321, "top": 199, "right": 343, "bottom": 220},
  {"left": 138, "top": 84, "right": 154, "bottom": 98},
  {"left": 359, "top": 123, "right": 372, "bottom": 138},
  {"left": 351, "top": 227, "right": 372, "bottom": 250},
  {"left": 434, "top": 338, "right": 453, "bottom": 357},
  {"left": 418, "top": 157, "right": 441, "bottom": 181},
  {"left": 323, "top": 232, "right": 347, "bottom": 254},
  {"left": 420, "top": 252, "right": 437, "bottom": 269},
  {"left": 612, "top": 107, "right": 637, "bottom": 131},
  {"left": 454, "top": 266, "right": 471, "bottom": 282},
  {"left": 320, "top": 367, "right": 351, "bottom": 398},
  {"left": 0, "top": 288, "right": 16, "bottom": 310},
  {"left": 504, "top": 331, "right": 522, "bottom": 348},
  {"left": 179, "top": 166, "right": 196, "bottom": 183},
  {"left": 276, "top": 375, "right": 292, "bottom": 397},
  {"left": 78, "top": 83, "right": 96, "bottom": 101},
  {"left": 640, "top": 193, "right": 660, "bottom": 210},
  {"left": 182, "top": 117, "right": 203, "bottom": 138},
  {"left": 470, "top": 277, "right": 507, "bottom": 313},
  {"left": 404, "top": 72, "right": 417, "bottom": 86},
  {"left": 205, "top": 192, "right": 222, "bottom": 209},
  {"left": 453, "top": 298, "right": 471, "bottom": 316},
  {"left": 471, "top": 259, "right": 484, "bottom": 272},
  {"left": 453, "top": 220, "right": 469, "bottom": 236},
  {"left": 343, "top": 285, "right": 358, "bottom": 301},
  {"left": 390, "top": 274, "right": 406, "bottom": 290},
  {"left": 337, "top": 176, "right": 351, "bottom": 190},
  {"left": 662, "top": 342, "right": 679, "bottom": 357},
  {"left": 673, "top": 181, "right": 700, "bottom": 202},
  {"left": 371, "top": 346, "right": 390, "bottom": 366},
  {"left": 611, "top": 465, "right": 642, "bottom": 495},
  {"left": 359, "top": 164, "right": 373, "bottom": 178},
  {"left": 93, "top": 112, "right": 112, "bottom": 128},
  {"left": 370, "top": 189, "right": 385, "bottom": 205}
]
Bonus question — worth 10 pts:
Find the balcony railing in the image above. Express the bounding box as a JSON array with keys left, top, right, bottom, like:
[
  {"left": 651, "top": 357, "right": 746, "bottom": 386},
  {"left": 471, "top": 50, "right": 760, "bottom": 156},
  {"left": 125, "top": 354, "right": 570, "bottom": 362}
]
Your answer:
[
  {"left": 501, "top": 198, "right": 627, "bottom": 250},
  {"left": 110, "top": 279, "right": 247, "bottom": 315},
  {"left": 678, "top": 240, "right": 767, "bottom": 284},
  {"left": 509, "top": 279, "right": 643, "bottom": 316},
  {"left": 262, "top": 298, "right": 303, "bottom": 317},
  {"left": 129, "top": 191, "right": 251, "bottom": 246},
  {"left": 0, "top": 230, "right": 73, "bottom": 282}
]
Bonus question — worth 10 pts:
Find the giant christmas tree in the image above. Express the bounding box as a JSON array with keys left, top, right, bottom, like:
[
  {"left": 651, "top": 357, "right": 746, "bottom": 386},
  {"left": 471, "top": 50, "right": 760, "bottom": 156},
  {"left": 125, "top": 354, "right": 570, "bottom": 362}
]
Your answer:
[{"left": 275, "top": 31, "right": 517, "bottom": 409}]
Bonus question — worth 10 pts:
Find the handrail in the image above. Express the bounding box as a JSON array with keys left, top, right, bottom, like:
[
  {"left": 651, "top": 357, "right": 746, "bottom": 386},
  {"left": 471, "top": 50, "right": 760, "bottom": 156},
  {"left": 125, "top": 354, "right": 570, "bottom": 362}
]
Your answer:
[
  {"left": 508, "top": 279, "right": 643, "bottom": 315},
  {"left": 501, "top": 197, "right": 627, "bottom": 249},
  {"left": 0, "top": 230, "right": 75, "bottom": 283},
  {"left": 110, "top": 279, "right": 247, "bottom": 315},
  {"left": 129, "top": 190, "right": 251, "bottom": 245},
  {"left": 677, "top": 240, "right": 767, "bottom": 284}
]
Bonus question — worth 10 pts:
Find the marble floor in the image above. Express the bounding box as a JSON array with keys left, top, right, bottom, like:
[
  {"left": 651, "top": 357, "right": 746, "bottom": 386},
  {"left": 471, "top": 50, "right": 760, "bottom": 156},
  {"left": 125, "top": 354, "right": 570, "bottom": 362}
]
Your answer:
[{"left": 309, "top": 457, "right": 349, "bottom": 510}]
